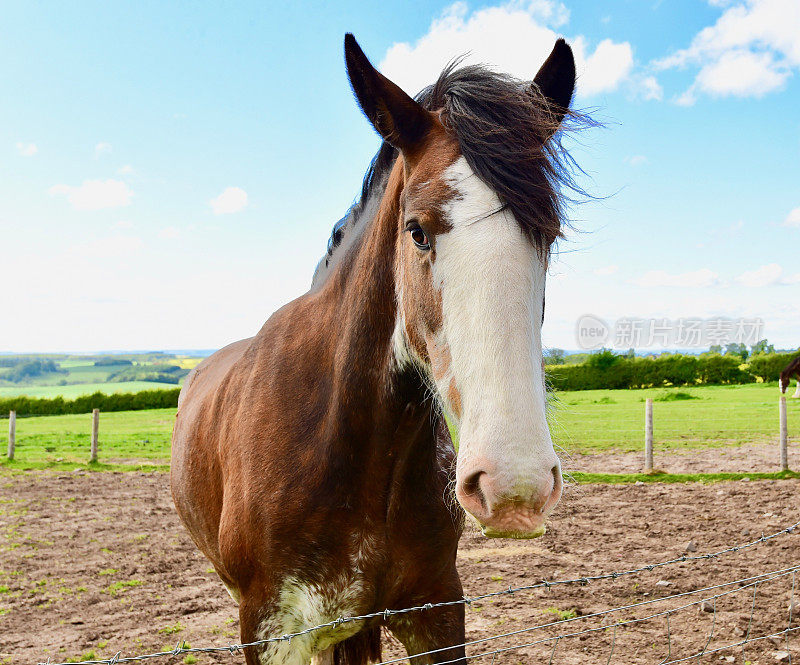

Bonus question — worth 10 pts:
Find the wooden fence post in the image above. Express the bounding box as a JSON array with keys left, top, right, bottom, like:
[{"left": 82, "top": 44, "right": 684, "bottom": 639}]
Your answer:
[
  {"left": 7, "top": 411, "right": 15, "bottom": 461},
  {"left": 90, "top": 409, "right": 99, "bottom": 463},
  {"left": 644, "top": 398, "right": 654, "bottom": 473},
  {"left": 779, "top": 395, "right": 788, "bottom": 472}
]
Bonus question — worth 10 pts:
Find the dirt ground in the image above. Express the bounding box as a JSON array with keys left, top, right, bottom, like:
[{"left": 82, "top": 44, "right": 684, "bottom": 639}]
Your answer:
[
  {"left": 1, "top": 470, "right": 798, "bottom": 665},
  {"left": 568, "top": 441, "right": 800, "bottom": 475}
]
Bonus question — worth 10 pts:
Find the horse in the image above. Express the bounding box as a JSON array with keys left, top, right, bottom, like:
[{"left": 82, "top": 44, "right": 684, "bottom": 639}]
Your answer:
[
  {"left": 171, "top": 33, "right": 578, "bottom": 665},
  {"left": 780, "top": 355, "right": 800, "bottom": 397}
]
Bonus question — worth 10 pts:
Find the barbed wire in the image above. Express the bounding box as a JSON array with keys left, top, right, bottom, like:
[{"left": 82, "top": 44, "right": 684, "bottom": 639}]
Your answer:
[
  {"left": 40, "top": 517, "right": 800, "bottom": 665},
  {"left": 372, "top": 563, "right": 800, "bottom": 665}
]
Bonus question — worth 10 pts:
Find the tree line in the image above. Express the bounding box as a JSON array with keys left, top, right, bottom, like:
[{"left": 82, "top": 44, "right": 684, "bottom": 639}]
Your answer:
[
  {"left": 0, "top": 389, "right": 181, "bottom": 417},
  {"left": 545, "top": 348, "right": 798, "bottom": 391}
]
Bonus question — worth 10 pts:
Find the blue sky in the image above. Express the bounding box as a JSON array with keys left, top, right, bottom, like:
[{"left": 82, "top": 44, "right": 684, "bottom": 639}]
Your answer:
[{"left": 1, "top": 0, "right": 798, "bottom": 352}]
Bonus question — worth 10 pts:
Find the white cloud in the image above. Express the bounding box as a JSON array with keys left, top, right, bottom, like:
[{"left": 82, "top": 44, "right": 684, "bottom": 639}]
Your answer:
[
  {"left": 572, "top": 37, "right": 633, "bottom": 96},
  {"left": 114, "top": 220, "right": 134, "bottom": 230},
  {"left": 210, "top": 187, "right": 248, "bottom": 215},
  {"left": 16, "top": 142, "right": 38, "bottom": 157},
  {"left": 675, "top": 89, "right": 697, "bottom": 106},
  {"left": 736, "top": 263, "right": 800, "bottom": 286},
  {"left": 49, "top": 179, "right": 133, "bottom": 211},
  {"left": 379, "top": 1, "right": 635, "bottom": 99},
  {"left": 158, "top": 226, "right": 180, "bottom": 240},
  {"left": 635, "top": 268, "right": 720, "bottom": 288},
  {"left": 94, "top": 142, "right": 113, "bottom": 157},
  {"left": 656, "top": 0, "right": 800, "bottom": 103},
  {"left": 593, "top": 264, "right": 619, "bottom": 276},
  {"left": 626, "top": 155, "right": 648, "bottom": 166},
  {"left": 784, "top": 207, "right": 800, "bottom": 227},
  {"left": 696, "top": 49, "right": 788, "bottom": 97},
  {"left": 118, "top": 164, "right": 134, "bottom": 175},
  {"left": 637, "top": 75, "right": 663, "bottom": 101}
]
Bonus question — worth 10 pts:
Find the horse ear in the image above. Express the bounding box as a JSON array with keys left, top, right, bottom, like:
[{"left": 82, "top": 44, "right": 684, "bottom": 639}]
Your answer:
[
  {"left": 533, "top": 38, "right": 575, "bottom": 131},
  {"left": 344, "top": 33, "right": 434, "bottom": 154}
]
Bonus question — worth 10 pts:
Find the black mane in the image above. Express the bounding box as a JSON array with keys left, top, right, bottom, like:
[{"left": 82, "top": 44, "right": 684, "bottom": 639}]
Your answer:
[{"left": 312, "top": 62, "right": 582, "bottom": 287}]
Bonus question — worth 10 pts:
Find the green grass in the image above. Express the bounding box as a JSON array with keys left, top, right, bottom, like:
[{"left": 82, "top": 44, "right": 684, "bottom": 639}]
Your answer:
[
  {"left": 544, "top": 607, "right": 578, "bottom": 620},
  {"left": 0, "top": 408, "right": 175, "bottom": 466},
  {"left": 0, "top": 381, "right": 180, "bottom": 399},
  {"left": 0, "top": 383, "right": 796, "bottom": 474},
  {"left": 549, "top": 383, "right": 799, "bottom": 453},
  {"left": 571, "top": 470, "right": 800, "bottom": 484}
]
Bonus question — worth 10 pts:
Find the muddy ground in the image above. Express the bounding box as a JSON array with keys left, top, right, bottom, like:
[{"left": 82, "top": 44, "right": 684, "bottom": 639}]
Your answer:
[
  {"left": 1, "top": 469, "right": 798, "bottom": 665},
  {"left": 568, "top": 441, "right": 800, "bottom": 475}
]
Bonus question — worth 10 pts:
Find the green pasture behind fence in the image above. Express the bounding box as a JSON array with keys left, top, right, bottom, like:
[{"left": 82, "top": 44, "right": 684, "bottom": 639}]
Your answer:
[{"left": 0, "top": 384, "right": 796, "bottom": 470}]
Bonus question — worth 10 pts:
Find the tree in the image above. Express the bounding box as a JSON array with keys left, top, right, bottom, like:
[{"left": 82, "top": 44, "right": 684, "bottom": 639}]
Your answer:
[
  {"left": 751, "top": 339, "right": 775, "bottom": 355},
  {"left": 725, "top": 343, "right": 749, "bottom": 361},
  {"left": 544, "top": 348, "right": 565, "bottom": 365}
]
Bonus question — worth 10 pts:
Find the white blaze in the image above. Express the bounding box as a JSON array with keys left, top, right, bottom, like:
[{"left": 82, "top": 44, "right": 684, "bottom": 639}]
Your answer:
[{"left": 433, "top": 157, "right": 557, "bottom": 494}]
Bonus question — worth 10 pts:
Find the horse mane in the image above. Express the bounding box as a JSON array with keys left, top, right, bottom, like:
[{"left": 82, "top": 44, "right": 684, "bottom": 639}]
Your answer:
[{"left": 312, "top": 60, "right": 586, "bottom": 288}]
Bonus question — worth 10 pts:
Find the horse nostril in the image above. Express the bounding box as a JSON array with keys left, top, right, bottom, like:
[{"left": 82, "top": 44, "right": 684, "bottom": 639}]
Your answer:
[
  {"left": 551, "top": 464, "right": 561, "bottom": 487},
  {"left": 462, "top": 471, "right": 487, "bottom": 512},
  {"left": 545, "top": 463, "right": 563, "bottom": 510}
]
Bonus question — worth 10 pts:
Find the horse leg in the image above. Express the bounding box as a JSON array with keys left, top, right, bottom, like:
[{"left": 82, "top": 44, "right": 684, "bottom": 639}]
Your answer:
[
  {"left": 238, "top": 592, "right": 309, "bottom": 665},
  {"left": 388, "top": 601, "right": 466, "bottom": 665},
  {"left": 793, "top": 379, "right": 800, "bottom": 398},
  {"left": 386, "top": 569, "right": 466, "bottom": 665},
  {"left": 310, "top": 647, "right": 334, "bottom": 665}
]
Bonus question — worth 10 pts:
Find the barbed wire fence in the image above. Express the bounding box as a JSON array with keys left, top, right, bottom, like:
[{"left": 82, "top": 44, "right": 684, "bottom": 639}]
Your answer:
[{"left": 41, "top": 519, "right": 800, "bottom": 665}]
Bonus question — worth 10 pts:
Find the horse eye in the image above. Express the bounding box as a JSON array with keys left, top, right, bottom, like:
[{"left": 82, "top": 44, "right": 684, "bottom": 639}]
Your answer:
[{"left": 409, "top": 226, "right": 430, "bottom": 250}]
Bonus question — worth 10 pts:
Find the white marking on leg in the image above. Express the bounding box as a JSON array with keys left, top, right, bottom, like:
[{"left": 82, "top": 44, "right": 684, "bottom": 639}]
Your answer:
[
  {"left": 255, "top": 571, "right": 370, "bottom": 665},
  {"left": 310, "top": 647, "right": 334, "bottom": 665}
]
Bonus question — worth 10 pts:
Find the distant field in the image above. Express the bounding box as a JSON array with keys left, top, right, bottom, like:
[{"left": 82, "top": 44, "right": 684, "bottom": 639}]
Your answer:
[
  {"left": 0, "top": 381, "right": 181, "bottom": 399},
  {"left": 0, "top": 383, "right": 796, "bottom": 471},
  {"left": 0, "top": 352, "right": 206, "bottom": 398}
]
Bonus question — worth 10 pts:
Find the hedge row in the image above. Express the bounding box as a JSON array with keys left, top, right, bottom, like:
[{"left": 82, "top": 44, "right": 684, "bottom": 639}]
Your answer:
[
  {"left": 0, "top": 388, "right": 181, "bottom": 417},
  {"left": 546, "top": 351, "right": 799, "bottom": 391}
]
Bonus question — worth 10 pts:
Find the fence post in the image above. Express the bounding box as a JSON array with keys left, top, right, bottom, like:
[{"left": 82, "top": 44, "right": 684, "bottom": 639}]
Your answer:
[
  {"left": 90, "top": 408, "right": 99, "bottom": 463},
  {"left": 779, "top": 395, "right": 788, "bottom": 472},
  {"left": 644, "top": 398, "right": 654, "bottom": 473},
  {"left": 7, "top": 411, "right": 15, "bottom": 461}
]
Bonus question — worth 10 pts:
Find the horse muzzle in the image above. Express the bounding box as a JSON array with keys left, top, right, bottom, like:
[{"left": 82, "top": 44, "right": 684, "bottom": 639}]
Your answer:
[{"left": 455, "top": 459, "right": 562, "bottom": 539}]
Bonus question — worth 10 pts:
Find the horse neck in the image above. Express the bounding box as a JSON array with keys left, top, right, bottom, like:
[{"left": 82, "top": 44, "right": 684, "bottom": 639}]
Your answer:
[{"left": 319, "top": 160, "right": 434, "bottom": 453}]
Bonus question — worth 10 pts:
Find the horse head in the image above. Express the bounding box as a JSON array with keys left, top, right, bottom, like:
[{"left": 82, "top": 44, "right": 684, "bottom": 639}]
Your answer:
[{"left": 345, "top": 34, "right": 575, "bottom": 539}]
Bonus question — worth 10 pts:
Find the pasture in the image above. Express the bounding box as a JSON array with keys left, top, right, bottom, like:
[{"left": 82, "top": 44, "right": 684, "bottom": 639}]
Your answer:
[
  {"left": 1, "top": 384, "right": 796, "bottom": 472},
  {"left": 0, "top": 382, "right": 180, "bottom": 400},
  {"left": 0, "top": 409, "right": 174, "bottom": 469}
]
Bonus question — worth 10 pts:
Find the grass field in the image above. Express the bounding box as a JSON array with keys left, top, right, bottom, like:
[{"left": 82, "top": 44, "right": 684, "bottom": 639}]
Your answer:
[
  {"left": 0, "top": 408, "right": 175, "bottom": 468},
  {"left": 0, "top": 383, "right": 796, "bottom": 471},
  {"left": 0, "top": 381, "right": 180, "bottom": 399},
  {"left": 550, "top": 382, "right": 799, "bottom": 453}
]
